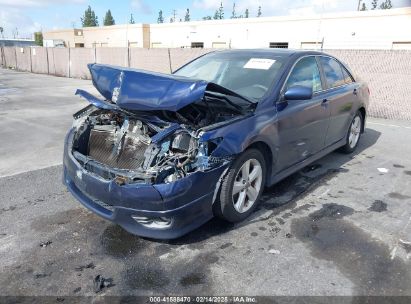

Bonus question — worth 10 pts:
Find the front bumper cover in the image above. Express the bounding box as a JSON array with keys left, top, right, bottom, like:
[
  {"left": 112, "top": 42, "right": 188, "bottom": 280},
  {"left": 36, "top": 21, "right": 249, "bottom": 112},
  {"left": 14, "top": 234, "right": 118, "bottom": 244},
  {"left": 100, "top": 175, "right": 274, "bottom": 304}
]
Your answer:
[{"left": 63, "top": 128, "right": 229, "bottom": 239}]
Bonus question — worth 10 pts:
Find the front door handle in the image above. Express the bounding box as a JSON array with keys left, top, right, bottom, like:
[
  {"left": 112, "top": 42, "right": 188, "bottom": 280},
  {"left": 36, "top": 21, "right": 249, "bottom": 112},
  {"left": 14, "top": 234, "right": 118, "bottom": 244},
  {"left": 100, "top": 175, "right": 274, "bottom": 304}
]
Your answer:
[
  {"left": 353, "top": 88, "right": 358, "bottom": 95},
  {"left": 321, "top": 98, "right": 328, "bottom": 107}
]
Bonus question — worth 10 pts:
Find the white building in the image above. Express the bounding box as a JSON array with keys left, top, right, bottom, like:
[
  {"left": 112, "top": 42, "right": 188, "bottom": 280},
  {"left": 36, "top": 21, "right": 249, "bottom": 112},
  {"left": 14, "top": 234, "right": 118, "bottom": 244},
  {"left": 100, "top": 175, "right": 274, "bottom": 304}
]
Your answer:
[
  {"left": 44, "top": 7, "right": 411, "bottom": 50},
  {"left": 149, "top": 7, "right": 411, "bottom": 50}
]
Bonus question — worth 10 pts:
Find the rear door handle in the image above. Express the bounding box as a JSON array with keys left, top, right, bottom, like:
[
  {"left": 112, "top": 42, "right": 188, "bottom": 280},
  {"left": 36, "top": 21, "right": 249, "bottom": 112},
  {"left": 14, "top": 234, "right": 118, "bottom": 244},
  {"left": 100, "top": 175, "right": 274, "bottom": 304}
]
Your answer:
[
  {"left": 321, "top": 98, "right": 328, "bottom": 107},
  {"left": 322, "top": 98, "right": 328, "bottom": 103}
]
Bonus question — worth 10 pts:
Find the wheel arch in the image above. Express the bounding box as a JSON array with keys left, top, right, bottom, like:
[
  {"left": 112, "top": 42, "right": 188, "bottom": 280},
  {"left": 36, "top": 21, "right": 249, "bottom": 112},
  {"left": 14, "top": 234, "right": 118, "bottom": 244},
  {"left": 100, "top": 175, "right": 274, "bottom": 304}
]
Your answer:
[
  {"left": 246, "top": 141, "right": 273, "bottom": 186},
  {"left": 358, "top": 106, "right": 366, "bottom": 133}
]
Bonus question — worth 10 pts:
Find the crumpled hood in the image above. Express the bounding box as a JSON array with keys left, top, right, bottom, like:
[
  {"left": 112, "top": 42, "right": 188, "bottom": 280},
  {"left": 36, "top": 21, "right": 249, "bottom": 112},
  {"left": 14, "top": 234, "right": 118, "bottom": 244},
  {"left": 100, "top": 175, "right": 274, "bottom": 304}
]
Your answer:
[{"left": 87, "top": 63, "right": 209, "bottom": 112}]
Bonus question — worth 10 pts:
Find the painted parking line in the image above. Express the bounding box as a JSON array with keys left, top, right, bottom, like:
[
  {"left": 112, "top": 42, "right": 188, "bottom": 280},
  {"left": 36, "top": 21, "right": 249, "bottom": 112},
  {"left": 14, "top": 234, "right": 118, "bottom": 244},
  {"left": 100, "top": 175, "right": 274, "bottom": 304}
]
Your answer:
[{"left": 368, "top": 122, "right": 411, "bottom": 130}]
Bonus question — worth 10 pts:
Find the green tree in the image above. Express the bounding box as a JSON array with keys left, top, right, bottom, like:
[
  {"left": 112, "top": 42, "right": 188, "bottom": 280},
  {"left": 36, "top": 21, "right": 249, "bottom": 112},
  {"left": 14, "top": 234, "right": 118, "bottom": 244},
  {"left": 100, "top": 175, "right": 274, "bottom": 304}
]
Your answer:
[
  {"left": 202, "top": 16, "right": 212, "bottom": 20},
  {"left": 34, "top": 32, "right": 43, "bottom": 46},
  {"left": 157, "top": 10, "right": 164, "bottom": 23},
  {"left": 103, "top": 9, "right": 115, "bottom": 26},
  {"left": 231, "top": 2, "right": 236, "bottom": 19},
  {"left": 0, "top": 27, "right": 3, "bottom": 38},
  {"left": 380, "top": 0, "right": 393, "bottom": 9},
  {"left": 371, "top": 0, "right": 378, "bottom": 9},
  {"left": 81, "top": 6, "right": 99, "bottom": 27},
  {"left": 245, "top": 9, "right": 249, "bottom": 18},
  {"left": 218, "top": 1, "right": 224, "bottom": 19},
  {"left": 129, "top": 13, "right": 135, "bottom": 24},
  {"left": 257, "top": 6, "right": 262, "bottom": 17},
  {"left": 213, "top": 10, "right": 219, "bottom": 19},
  {"left": 185, "top": 9, "right": 190, "bottom": 21},
  {"left": 360, "top": 3, "right": 367, "bottom": 10}
]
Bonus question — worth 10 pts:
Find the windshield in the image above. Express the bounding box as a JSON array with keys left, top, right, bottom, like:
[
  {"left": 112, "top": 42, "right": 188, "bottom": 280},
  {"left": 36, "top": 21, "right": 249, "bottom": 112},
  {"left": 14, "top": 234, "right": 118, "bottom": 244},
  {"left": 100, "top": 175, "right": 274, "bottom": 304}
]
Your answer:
[{"left": 174, "top": 52, "right": 286, "bottom": 101}]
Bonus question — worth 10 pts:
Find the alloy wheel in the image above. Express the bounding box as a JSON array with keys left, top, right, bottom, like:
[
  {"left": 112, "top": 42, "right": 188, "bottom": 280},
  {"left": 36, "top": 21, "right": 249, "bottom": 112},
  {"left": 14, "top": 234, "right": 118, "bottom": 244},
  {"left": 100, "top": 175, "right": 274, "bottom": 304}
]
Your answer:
[
  {"left": 232, "top": 158, "right": 263, "bottom": 213},
  {"left": 348, "top": 116, "right": 361, "bottom": 149}
]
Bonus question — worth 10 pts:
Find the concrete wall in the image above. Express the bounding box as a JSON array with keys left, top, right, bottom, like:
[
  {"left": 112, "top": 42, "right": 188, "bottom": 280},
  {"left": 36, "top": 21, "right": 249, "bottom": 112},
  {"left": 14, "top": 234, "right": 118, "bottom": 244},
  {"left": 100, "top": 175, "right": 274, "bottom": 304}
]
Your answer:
[
  {"left": 129, "top": 48, "right": 171, "bottom": 73},
  {"left": 70, "top": 48, "right": 94, "bottom": 79},
  {"left": 1, "top": 46, "right": 411, "bottom": 120},
  {"left": 51, "top": 48, "right": 70, "bottom": 77},
  {"left": 15, "top": 47, "right": 31, "bottom": 72},
  {"left": 326, "top": 49, "right": 411, "bottom": 121},
  {"left": 3, "top": 47, "right": 17, "bottom": 69},
  {"left": 96, "top": 47, "right": 128, "bottom": 67},
  {"left": 31, "top": 48, "right": 49, "bottom": 74}
]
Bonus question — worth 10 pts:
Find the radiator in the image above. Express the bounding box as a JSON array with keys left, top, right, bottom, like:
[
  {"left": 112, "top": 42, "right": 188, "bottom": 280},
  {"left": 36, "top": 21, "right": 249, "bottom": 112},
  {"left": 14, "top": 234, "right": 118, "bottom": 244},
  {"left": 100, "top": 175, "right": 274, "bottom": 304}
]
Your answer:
[{"left": 88, "top": 127, "right": 148, "bottom": 170}]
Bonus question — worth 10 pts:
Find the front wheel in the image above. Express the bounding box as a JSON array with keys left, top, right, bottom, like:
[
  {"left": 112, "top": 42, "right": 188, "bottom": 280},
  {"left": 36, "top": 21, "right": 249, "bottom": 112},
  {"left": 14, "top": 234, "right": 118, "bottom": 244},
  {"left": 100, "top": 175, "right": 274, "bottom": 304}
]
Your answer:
[
  {"left": 215, "top": 148, "right": 266, "bottom": 223},
  {"left": 340, "top": 111, "right": 363, "bottom": 154}
]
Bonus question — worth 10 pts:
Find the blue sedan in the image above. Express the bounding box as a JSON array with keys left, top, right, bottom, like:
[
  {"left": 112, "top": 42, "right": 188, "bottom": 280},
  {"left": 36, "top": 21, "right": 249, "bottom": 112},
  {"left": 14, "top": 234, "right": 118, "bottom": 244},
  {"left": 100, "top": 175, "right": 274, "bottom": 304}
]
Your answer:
[{"left": 63, "top": 49, "right": 369, "bottom": 239}]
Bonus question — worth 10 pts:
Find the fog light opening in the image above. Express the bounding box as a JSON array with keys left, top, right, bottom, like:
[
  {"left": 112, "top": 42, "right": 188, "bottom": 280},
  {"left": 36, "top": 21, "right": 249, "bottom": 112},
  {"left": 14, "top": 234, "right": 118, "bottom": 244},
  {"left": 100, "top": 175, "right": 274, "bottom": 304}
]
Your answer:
[{"left": 131, "top": 215, "right": 172, "bottom": 229}]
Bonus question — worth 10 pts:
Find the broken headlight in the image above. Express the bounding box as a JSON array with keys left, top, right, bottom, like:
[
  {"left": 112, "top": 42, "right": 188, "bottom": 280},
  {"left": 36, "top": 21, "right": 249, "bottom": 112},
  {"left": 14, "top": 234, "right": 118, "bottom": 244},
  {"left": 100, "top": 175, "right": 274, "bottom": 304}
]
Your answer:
[{"left": 158, "top": 137, "right": 225, "bottom": 184}]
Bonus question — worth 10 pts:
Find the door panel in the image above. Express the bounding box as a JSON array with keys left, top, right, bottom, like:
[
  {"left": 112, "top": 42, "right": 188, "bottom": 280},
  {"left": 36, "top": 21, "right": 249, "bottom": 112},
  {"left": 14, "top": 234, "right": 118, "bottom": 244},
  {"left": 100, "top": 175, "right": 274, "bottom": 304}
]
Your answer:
[
  {"left": 323, "top": 85, "right": 358, "bottom": 146},
  {"left": 318, "top": 56, "right": 359, "bottom": 146},
  {"left": 275, "top": 56, "right": 330, "bottom": 173},
  {"left": 275, "top": 95, "right": 330, "bottom": 172}
]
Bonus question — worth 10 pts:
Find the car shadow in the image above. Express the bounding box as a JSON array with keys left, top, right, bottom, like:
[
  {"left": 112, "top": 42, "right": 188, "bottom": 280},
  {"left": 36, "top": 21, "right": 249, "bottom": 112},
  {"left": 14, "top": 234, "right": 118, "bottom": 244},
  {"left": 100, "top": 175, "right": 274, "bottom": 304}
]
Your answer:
[{"left": 162, "top": 127, "right": 381, "bottom": 245}]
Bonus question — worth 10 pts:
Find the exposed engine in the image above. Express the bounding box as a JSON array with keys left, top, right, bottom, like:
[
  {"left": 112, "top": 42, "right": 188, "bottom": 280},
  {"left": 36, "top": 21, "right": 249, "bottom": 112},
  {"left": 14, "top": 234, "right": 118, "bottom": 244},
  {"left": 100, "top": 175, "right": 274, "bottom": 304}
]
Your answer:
[{"left": 71, "top": 107, "right": 224, "bottom": 185}]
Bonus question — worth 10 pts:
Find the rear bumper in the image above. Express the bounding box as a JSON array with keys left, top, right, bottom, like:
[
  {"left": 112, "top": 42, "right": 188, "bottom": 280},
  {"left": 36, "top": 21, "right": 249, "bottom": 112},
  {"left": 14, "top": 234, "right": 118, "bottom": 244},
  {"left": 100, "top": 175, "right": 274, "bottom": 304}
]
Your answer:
[{"left": 63, "top": 128, "right": 229, "bottom": 239}]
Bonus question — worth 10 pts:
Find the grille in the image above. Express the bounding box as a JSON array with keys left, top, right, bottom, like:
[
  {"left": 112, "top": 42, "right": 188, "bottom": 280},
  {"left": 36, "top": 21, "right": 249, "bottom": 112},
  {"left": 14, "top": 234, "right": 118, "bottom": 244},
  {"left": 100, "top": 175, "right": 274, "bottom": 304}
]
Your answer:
[
  {"left": 94, "top": 200, "right": 115, "bottom": 213},
  {"left": 88, "top": 128, "right": 148, "bottom": 170}
]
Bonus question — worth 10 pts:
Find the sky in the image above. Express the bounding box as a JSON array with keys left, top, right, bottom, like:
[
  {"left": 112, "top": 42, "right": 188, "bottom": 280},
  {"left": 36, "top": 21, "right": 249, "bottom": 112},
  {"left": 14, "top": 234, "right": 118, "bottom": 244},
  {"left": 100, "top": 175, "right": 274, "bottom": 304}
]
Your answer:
[{"left": 0, "top": 0, "right": 410, "bottom": 38}]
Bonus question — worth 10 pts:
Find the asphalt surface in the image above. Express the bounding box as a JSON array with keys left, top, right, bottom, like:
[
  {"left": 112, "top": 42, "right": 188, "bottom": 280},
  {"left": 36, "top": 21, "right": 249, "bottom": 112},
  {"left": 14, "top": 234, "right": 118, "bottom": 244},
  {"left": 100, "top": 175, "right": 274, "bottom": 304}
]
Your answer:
[{"left": 0, "top": 69, "right": 411, "bottom": 297}]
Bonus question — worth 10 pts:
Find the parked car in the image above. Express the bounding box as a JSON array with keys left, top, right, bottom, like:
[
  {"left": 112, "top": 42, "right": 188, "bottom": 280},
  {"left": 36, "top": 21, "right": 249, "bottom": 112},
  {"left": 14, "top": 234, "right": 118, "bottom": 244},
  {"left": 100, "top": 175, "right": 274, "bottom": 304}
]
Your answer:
[{"left": 63, "top": 49, "right": 369, "bottom": 239}]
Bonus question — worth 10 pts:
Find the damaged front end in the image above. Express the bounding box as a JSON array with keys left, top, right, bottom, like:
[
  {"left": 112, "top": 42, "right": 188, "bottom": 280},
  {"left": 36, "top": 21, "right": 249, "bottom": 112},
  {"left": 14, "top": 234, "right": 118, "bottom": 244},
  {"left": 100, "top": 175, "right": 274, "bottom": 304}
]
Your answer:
[
  {"left": 69, "top": 64, "right": 254, "bottom": 186},
  {"left": 70, "top": 104, "right": 234, "bottom": 185},
  {"left": 63, "top": 64, "right": 254, "bottom": 238}
]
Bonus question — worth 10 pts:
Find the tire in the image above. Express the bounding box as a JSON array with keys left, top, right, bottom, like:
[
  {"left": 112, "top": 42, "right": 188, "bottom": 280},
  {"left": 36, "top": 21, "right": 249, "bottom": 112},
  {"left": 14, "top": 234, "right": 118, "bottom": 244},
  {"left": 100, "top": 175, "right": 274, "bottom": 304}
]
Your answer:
[
  {"left": 340, "top": 111, "right": 363, "bottom": 154},
  {"left": 215, "top": 148, "right": 266, "bottom": 223}
]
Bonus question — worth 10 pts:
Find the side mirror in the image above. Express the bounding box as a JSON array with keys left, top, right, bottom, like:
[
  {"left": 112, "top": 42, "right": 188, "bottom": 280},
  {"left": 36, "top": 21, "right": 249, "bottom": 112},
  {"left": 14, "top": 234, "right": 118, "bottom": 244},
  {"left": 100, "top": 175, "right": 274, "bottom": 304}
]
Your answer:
[{"left": 284, "top": 86, "right": 313, "bottom": 101}]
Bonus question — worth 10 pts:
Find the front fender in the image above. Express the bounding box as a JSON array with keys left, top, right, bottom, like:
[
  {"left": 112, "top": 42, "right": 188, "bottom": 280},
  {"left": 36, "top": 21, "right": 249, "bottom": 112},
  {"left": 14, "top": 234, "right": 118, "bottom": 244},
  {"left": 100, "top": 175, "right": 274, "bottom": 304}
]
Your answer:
[{"left": 200, "top": 108, "right": 279, "bottom": 160}]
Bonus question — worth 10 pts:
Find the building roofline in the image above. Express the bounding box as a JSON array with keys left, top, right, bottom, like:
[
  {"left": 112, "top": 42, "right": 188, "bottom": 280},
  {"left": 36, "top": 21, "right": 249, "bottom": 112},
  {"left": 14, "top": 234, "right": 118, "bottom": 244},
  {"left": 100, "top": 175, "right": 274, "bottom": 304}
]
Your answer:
[
  {"left": 42, "top": 7, "right": 411, "bottom": 35},
  {"left": 44, "top": 23, "right": 148, "bottom": 34},
  {"left": 150, "top": 7, "right": 411, "bottom": 27},
  {"left": 0, "top": 38, "right": 35, "bottom": 41}
]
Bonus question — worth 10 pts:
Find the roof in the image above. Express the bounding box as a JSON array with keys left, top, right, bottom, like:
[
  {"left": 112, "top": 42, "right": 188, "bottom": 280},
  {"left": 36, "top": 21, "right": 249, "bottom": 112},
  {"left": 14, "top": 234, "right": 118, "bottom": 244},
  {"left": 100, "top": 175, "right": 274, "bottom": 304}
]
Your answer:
[{"left": 202, "top": 48, "right": 326, "bottom": 58}]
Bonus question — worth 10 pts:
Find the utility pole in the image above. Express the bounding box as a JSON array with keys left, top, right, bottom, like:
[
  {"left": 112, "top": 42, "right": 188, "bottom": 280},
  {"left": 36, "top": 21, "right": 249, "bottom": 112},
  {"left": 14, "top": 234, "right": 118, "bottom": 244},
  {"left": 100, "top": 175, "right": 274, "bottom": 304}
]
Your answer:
[
  {"left": 172, "top": 9, "right": 177, "bottom": 23},
  {"left": 357, "top": 0, "right": 362, "bottom": 11}
]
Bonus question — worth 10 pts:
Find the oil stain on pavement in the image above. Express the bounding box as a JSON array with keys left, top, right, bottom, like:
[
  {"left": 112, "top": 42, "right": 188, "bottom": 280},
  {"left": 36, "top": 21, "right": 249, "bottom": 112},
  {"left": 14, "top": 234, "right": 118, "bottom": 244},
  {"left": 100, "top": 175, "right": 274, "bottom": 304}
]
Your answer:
[
  {"left": 291, "top": 204, "right": 411, "bottom": 295},
  {"left": 99, "top": 224, "right": 219, "bottom": 294},
  {"left": 368, "top": 200, "right": 387, "bottom": 212}
]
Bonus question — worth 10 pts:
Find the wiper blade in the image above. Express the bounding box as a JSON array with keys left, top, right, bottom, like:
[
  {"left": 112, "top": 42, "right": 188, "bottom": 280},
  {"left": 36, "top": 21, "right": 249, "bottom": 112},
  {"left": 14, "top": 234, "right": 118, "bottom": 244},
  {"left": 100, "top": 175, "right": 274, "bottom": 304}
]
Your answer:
[
  {"left": 203, "top": 93, "right": 244, "bottom": 113},
  {"left": 206, "top": 82, "right": 254, "bottom": 105}
]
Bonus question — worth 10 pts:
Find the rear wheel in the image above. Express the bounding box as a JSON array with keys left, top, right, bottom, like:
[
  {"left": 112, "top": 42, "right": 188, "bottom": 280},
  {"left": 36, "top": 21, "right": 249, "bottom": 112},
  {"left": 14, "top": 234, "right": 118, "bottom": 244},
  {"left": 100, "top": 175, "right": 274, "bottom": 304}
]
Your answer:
[
  {"left": 215, "top": 149, "right": 266, "bottom": 223},
  {"left": 340, "top": 111, "right": 363, "bottom": 154}
]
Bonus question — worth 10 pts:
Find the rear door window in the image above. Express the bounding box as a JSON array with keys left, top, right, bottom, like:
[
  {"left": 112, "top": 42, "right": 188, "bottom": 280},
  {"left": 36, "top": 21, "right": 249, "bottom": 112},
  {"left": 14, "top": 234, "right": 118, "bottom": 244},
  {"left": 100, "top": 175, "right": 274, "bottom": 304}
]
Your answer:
[
  {"left": 341, "top": 67, "right": 354, "bottom": 84},
  {"left": 285, "top": 56, "right": 323, "bottom": 93},
  {"left": 319, "top": 57, "right": 346, "bottom": 89}
]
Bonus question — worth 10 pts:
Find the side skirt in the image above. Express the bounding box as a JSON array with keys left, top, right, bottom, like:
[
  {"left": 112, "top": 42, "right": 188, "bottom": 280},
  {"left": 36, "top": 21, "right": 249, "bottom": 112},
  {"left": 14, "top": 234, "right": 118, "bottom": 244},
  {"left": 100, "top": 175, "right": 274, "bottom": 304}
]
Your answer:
[{"left": 267, "top": 138, "right": 346, "bottom": 186}]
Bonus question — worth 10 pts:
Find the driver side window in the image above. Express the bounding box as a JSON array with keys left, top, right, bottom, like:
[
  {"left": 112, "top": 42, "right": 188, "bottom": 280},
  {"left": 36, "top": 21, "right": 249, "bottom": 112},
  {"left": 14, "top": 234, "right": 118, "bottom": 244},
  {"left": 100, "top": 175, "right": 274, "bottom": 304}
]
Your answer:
[{"left": 286, "top": 57, "right": 322, "bottom": 93}]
